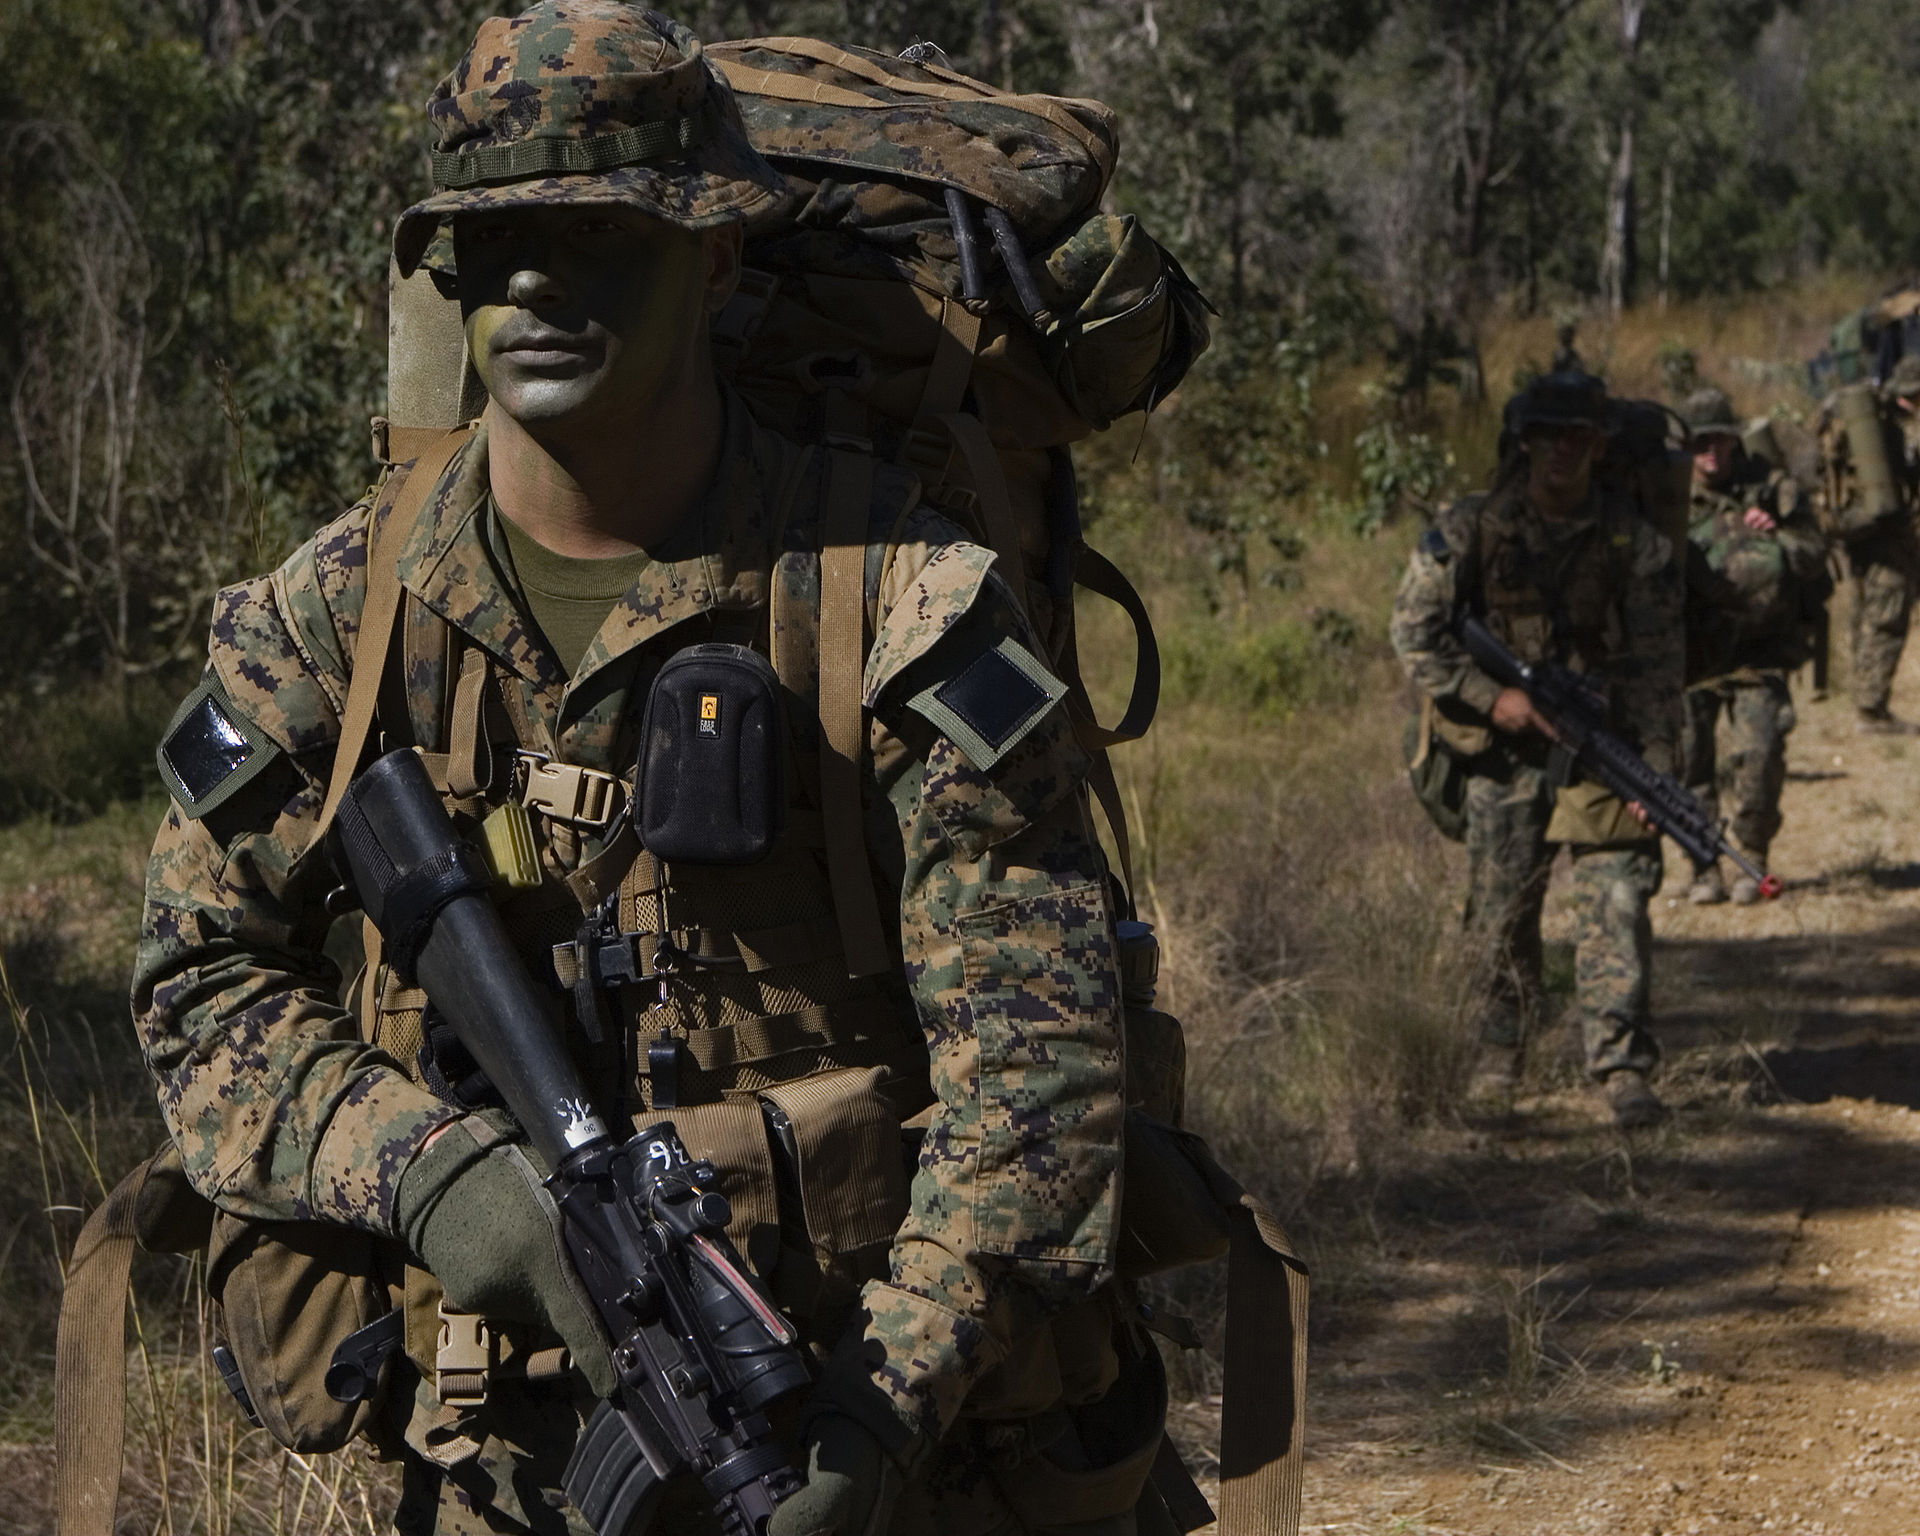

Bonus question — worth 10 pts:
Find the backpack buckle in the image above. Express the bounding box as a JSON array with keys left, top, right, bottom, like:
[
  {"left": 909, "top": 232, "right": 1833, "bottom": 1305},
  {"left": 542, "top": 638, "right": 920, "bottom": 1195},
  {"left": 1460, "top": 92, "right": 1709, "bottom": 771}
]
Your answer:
[
  {"left": 436, "top": 1301, "right": 496, "bottom": 1409},
  {"left": 517, "top": 753, "right": 625, "bottom": 831}
]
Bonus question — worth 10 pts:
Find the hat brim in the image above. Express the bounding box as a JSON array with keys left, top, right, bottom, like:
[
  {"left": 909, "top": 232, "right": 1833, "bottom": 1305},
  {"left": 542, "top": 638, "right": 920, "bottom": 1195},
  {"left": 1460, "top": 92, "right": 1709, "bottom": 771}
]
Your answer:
[
  {"left": 1687, "top": 422, "right": 1744, "bottom": 443},
  {"left": 394, "top": 140, "right": 792, "bottom": 277}
]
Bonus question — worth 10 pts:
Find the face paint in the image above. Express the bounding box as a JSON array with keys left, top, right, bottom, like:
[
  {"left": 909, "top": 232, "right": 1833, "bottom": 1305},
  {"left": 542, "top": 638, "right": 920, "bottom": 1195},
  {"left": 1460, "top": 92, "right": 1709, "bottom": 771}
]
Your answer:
[{"left": 456, "top": 207, "right": 712, "bottom": 435}]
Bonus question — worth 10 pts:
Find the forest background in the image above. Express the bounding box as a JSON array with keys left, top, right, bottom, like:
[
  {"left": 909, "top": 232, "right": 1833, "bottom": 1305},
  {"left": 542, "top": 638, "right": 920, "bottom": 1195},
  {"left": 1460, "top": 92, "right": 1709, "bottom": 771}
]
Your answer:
[{"left": 2, "top": 0, "right": 1918, "bottom": 1526}]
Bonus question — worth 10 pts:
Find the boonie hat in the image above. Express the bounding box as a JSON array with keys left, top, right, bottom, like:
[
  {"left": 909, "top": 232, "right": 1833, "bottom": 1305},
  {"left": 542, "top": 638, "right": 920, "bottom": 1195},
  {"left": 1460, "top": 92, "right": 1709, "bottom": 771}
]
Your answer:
[
  {"left": 394, "top": 2, "right": 789, "bottom": 277},
  {"left": 1679, "top": 387, "right": 1743, "bottom": 443}
]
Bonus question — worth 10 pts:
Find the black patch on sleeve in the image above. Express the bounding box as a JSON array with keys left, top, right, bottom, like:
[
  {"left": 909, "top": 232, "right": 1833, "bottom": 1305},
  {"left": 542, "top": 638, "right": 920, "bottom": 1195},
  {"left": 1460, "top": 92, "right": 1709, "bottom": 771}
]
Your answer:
[
  {"left": 158, "top": 677, "right": 281, "bottom": 819},
  {"left": 935, "top": 647, "right": 1050, "bottom": 752},
  {"left": 1420, "top": 527, "right": 1451, "bottom": 561}
]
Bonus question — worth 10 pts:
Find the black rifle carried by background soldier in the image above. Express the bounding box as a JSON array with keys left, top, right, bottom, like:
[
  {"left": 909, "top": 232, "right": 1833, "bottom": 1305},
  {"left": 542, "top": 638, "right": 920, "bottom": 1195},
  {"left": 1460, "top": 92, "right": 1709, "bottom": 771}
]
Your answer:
[
  {"left": 332, "top": 748, "right": 807, "bottom": 1536},
  {"left": 1460, "top": 617, "right": 1784, "bottom": 901}
]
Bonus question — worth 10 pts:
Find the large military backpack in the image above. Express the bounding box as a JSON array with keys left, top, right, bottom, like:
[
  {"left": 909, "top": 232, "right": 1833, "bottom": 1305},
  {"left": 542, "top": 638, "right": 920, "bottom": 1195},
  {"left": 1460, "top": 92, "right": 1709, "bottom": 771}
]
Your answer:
[{"left": 57, "top": 39, "right": 1305, "bottom": 1536}]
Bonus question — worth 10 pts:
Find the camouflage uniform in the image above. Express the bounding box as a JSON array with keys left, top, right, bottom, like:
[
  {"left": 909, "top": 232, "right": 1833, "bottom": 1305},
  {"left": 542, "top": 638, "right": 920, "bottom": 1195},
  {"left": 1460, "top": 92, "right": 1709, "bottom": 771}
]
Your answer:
[
  {"left": 1682, "top": 453, "right": 1828, "bottom": 866},
  {"left": 1819, "top": 365, "right": 1920, "bottom": 716},
  {"left": 134, "top": 7, "right": 1131, "bottom": 1529},
  {"left": 1391, "top": 467, "right": 1684, "bottom": 1080}
]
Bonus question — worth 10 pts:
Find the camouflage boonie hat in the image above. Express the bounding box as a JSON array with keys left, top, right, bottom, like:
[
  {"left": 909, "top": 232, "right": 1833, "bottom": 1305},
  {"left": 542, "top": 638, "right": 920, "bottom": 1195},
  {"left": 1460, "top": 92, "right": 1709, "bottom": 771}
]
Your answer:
[
  {"left": 1883, "top": 355, "right": 1920, "bottom": 401},
  {"left": 1507, "top": 370, "right": 1608, "bottom": 433},
  {"left": 1680, "top": 387, "right": 1743, "bottom": 442},
  {"left": 394, "top": 2, "right": 789, "bottom": 277}
]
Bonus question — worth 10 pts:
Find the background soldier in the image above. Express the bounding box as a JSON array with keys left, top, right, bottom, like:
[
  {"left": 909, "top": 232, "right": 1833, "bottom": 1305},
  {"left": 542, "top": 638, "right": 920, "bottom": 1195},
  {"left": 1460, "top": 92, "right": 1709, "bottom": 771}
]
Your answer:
[
  {"left": 1821, "top": 354, "right": 1920, "bottom": 730},
  {"left": 130, "top": 6, "right": 1152, "bottom": 1529},
  {"left": 1679, "top": 388, "right": 1831, "bottom": 904},
  {"left": 1391, "top": 373, "right": 1685, "bottom": 1129}
]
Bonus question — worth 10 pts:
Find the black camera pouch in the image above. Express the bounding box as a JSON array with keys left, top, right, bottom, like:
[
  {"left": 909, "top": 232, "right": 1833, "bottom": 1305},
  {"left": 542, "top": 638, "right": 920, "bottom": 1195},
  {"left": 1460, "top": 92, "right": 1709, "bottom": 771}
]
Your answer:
[{"left": 635, "top": 643, "right": 787, "bottom": 865}]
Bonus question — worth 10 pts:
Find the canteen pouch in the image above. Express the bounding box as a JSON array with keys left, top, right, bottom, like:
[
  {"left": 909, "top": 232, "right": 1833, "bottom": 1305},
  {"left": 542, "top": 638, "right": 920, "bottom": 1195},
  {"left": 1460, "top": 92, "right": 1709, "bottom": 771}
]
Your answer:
[
  {"left": 206, "top": 1213, "right": 399, "bottom": 1452},
  {"left": 634, "top": 643, "right": 787, "bottom": 865}
]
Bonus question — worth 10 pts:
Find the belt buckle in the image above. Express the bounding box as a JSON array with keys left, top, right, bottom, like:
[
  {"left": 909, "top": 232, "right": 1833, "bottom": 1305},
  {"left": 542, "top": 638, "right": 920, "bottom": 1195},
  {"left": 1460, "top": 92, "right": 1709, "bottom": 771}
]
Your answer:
[
  {"left": 436, "top": 1301, "right": 495, "bottom": 1410},
  {"left": 517, "top": 752, "right": 624, "bottom": 832}
]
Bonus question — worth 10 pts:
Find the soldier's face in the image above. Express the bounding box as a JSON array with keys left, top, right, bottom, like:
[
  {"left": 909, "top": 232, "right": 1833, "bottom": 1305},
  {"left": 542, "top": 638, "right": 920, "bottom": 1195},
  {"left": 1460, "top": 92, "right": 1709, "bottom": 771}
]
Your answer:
[
  {"left": 455, "top": 207, "right": 738, "bottom": 432},
  {"left": 1523, "top": 424, "right": 1603, "bottom": 507},
  {"left": 1693, "top": 433, "right": 1739, "bottom": 486}
]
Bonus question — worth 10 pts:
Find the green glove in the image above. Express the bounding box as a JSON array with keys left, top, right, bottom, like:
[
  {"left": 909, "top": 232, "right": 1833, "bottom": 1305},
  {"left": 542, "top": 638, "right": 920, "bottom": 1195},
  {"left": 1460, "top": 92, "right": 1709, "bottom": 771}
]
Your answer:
[
  {"left": 395, "top": 1118, "right": 615, "bottom": 1396},
  {"left": 767, "top": 1415, "right": 900, "bottom": 1536}
]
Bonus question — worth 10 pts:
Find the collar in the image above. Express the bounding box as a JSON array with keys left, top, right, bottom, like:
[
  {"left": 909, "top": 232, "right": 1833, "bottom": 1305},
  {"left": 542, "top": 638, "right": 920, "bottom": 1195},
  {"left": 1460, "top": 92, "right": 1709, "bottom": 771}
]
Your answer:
[{"left": 387, "top": 390, "right": 787, "bottom": 700}]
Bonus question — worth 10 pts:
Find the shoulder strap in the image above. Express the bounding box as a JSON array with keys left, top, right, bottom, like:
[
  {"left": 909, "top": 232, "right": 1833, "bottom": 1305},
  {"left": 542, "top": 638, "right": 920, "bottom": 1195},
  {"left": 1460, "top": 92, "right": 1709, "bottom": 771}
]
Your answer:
[
  {"left": 314, "top": 427, "right": 471, "bottom": 842},
  {"left": 819, "top": 432, "right": 892, "bottom": 979}
]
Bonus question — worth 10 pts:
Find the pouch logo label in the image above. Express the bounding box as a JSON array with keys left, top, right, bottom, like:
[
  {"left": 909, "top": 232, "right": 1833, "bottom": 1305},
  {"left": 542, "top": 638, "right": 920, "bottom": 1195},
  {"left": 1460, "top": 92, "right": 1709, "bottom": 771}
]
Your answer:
[{"left": 698, "top": 693, "right": 720, "bottom": 737}]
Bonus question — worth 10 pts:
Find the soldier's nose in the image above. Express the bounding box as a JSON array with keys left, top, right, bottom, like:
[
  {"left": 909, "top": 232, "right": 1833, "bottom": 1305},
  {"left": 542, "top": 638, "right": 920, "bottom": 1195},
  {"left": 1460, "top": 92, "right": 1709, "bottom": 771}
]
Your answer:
[{"left": 507, "top": 266, "right": 566, "bottom": 309}]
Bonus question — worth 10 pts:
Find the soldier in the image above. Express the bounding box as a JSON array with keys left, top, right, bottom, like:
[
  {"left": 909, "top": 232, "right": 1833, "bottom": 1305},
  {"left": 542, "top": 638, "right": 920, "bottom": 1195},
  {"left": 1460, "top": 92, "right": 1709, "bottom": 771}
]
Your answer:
[
  {"left": 130, "top": 5, "right": 1154, "bottom": 1530},
  {"left": 1391, "top": 372, "right": 1684, "bottom": 1129},
  {"left": 1822, "top": 354, "right": 1920, "bottom": 730},
  {"left": 1679, "top": 389, "right": 1831, "bottom": 905}
]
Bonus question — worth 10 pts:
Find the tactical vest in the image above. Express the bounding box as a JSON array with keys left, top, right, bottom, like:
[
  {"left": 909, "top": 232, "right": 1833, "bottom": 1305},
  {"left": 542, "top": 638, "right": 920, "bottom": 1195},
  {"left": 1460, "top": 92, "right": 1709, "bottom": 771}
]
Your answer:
[{"left": 1472, "top": 480, "right": 1641, "bottom": 686}]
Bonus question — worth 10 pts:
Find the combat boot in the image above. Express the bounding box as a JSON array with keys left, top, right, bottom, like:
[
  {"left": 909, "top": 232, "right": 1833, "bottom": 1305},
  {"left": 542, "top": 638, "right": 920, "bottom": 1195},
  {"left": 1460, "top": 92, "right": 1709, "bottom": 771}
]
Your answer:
[
  {"left": 1729, "top": 845, "right": 1768, "bottom": 906},
  {"left": 1603, "top": 1069, "right": 1668, "bottom": 1129},
  {"left": 1856, "top": 707, "right": 1919, "bottom": 735},
  {"left": 1687, "top": 864, "right": 1728, "bottom": 905}
]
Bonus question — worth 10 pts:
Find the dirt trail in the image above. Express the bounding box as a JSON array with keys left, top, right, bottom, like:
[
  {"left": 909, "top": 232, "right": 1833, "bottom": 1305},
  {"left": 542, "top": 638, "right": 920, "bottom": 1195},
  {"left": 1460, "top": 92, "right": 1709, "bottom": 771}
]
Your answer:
[{"left": 1231, "top": 646, "right": 1920, "bottom": 1536}]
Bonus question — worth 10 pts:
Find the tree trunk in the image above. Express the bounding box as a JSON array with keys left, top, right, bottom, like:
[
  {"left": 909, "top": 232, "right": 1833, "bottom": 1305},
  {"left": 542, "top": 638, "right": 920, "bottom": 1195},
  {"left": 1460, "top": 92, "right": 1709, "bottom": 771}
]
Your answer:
[{"left": 1600, "top": 0, "right": 1645, "bottom": 315}]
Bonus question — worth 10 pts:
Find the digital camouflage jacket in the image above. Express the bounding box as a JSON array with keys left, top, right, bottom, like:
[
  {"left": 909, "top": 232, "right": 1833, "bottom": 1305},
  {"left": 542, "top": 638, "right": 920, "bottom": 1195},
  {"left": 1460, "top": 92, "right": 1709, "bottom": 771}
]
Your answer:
[
  {"left": 1390, "top": 475, "right": 1685, "bottom": 773},
  {"left": 1684, "top": 458, "right": 1829, "bottom": 681},
  {"left": 132, "top": 395, "right": 1125, "bottom": 1455}
]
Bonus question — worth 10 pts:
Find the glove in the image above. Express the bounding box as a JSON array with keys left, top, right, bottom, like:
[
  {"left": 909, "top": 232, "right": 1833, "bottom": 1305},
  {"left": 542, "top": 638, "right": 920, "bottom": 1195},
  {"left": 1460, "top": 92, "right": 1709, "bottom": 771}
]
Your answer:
[
  {"left": 766, "top": 1415, "right": 900, "bottom": 1536},
  {"left": 395, "top": 1118, "right": 615, "bottom": 1395}
]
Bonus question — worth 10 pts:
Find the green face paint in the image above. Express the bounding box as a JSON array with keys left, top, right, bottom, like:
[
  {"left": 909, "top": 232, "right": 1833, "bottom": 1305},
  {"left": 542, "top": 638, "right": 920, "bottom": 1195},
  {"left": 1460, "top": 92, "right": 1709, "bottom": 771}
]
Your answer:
[{"left": 456, "top": 206, "right": 709, "bottom": 435}]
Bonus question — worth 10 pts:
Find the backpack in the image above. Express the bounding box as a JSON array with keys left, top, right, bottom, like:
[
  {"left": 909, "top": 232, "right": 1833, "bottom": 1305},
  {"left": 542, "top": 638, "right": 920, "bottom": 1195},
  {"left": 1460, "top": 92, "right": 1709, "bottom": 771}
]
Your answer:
[{"left": 60, "top": 41, "right": 1305, "bottom": 1536}]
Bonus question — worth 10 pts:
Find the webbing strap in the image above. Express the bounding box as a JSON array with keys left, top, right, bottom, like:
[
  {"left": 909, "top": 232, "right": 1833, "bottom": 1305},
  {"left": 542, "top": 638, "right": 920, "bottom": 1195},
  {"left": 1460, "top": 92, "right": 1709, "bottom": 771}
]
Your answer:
[
  {"left": 1219, "top": 1197, "right": 1310, "bottom": 1536},
  {"left": 446, "top": 648, "right": 495, "bottom": 800},
  {"left": 710, "top": 57, "right": 880, "bottom": 111},
  {"left": 431, "top": 113, "right": 706, "bottom": 189},
  {"left": 656, "top": 993, "right": 899, "bottom": 1074},
  {"left": 1068, "top": 547, "right": 1160, "bottom": 749},
  {"left": 935, "top": 410, "right": 1027, "bottom": 616},
  {"left": 54, "top": 1159, "right": 154, "bottom": 1536},
  {"left": 918, "top": 301, "right": 983, "bottom": 423},
  {"left": 1083, "top": 746, "right": 1136, "bottom": 910},
  {"left": 819, "top": 445, "right": 891, "bottom": 978},
  {"left": 316, "top": 427, "right": 472, "bottom": 842}
]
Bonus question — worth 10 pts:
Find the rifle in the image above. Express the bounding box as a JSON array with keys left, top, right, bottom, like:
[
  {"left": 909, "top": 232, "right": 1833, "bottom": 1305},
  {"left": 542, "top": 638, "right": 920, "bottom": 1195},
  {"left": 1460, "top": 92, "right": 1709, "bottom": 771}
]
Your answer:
[
  {"left": 333, "top": 749, "right": 808, "bottom": 1536},
  {"left": 1460, "top": 616, "right": 1784, "bottom": 900}
]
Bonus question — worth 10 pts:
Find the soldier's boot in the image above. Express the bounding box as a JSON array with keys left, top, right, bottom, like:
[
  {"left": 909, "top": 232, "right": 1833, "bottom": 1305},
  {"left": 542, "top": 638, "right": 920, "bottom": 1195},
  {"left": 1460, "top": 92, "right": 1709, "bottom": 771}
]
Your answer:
[
  {"left": 1856, "top": 707, "right": 1919, "bottom": 736},
  {"left": 1687, "top": 864, "right": 1728, "bottom": 905},
  {"left": 1463, "top": 1042, "right": 1524, "bottom": 1117},
  {"left": 1729, "top": 845, "right": 1769, "bottom": 907},
  {"left": 1603, "top": 1069, "right": 1668, "bottom": 1130}
]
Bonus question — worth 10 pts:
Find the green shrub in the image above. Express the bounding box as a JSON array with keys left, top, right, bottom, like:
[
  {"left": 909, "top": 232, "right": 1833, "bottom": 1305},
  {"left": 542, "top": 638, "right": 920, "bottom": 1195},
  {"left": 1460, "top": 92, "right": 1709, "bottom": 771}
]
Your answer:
[{"left": 0, "top": 673, "right": 184, "bottom": 824}]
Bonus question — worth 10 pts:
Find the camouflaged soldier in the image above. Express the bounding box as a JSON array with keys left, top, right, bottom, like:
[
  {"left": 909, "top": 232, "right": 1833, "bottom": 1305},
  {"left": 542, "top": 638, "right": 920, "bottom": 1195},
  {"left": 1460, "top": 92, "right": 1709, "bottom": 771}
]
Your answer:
[
  {"left": 1390, "top": 372, "right": 1684, "bottom": 1130},
  {"left": 1679, "top": 389, "right": 1831, "bottom": 906},
  {"left": 131, "top": 6, "right": 1150, "bottom": 1531},
  {"left": 1820, "top": 354, "right": 1920, "bottom": 730}
]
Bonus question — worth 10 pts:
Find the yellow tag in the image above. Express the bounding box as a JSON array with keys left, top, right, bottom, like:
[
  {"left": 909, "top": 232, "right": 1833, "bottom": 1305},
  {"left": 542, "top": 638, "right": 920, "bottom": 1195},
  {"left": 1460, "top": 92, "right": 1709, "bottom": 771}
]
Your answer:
[
  {"left": 478, "top": 800, "right": 542, "bottom": 890},
  {"left": 698, "top": 693, "right": 720, "bottom": 737}
]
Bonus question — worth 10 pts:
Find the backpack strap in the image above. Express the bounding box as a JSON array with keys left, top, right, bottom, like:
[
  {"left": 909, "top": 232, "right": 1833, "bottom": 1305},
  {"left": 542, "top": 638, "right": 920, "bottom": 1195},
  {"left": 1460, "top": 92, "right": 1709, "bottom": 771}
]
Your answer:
[
  {"left": 55, "top": 1146, "right": 214, "bottom": 1536},
  {"left": 1218, "top": 1193, "right": 1310, "bottom": 1536},
  {"left": 314, "top": 426, "right": 473, "bottom": 843},
  {"left": 818, "top": 423, "right": 892, "bottom": 978}
]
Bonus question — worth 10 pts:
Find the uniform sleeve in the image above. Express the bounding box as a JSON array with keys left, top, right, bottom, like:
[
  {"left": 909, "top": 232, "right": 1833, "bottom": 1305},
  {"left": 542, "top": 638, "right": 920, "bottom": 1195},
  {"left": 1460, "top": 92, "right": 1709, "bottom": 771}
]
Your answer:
[
  {"left": 1618, "top": 519, "right": 1686, "bottom": 773},
  {"left": 131, "top": 509, "right": 461, "bottom": 1234},
  {"left": 1388, "top": 500, "right": 1503, "bottom": 716},
  {"left": 1765, "top": 472, "right": 1830, "bottom": 582},
  {"left": 845, "top": 520, "right": 1123, "bottom": 1454}
]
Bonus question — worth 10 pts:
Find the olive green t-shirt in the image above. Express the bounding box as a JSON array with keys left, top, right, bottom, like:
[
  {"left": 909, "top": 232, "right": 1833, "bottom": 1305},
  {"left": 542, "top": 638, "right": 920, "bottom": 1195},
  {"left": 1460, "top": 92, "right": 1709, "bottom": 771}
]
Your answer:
[{"left": 485, "top": 500, "right": 652, "bottom": 678}]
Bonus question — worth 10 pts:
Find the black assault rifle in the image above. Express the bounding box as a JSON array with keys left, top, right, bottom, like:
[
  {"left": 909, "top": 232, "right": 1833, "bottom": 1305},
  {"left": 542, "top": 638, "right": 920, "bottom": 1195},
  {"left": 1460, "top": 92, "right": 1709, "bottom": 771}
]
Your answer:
[
  {"left": 332, "top": 749, "right": 808, "bottom": 1536},
  {"left": 1461, "top": 616, "right": 1784, "bottom": 900}
]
